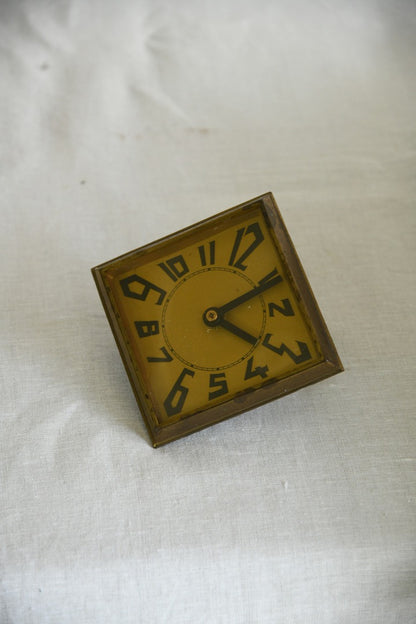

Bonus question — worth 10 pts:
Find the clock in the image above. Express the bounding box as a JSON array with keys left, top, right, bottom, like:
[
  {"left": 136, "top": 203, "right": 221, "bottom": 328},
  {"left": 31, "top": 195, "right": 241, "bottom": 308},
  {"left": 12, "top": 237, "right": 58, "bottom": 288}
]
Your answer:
[{"left": 92, "top": 192, "right": 343, "bottom": 447}]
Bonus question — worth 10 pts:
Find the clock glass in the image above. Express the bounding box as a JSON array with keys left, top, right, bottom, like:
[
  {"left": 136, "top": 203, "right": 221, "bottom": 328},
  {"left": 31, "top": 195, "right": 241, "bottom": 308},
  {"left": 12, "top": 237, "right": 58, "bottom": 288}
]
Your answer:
[{"left": 92, "top": 193, "right": 342, "bottom": 446}]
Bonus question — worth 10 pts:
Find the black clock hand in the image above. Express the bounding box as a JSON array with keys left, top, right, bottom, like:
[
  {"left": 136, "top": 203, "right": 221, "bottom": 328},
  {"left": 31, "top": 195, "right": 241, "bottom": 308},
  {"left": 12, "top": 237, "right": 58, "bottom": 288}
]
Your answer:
[
  {"left": 202, "top": 270, "right": 281, "bottom": 344},
  {"left": 217, "top": 317, "right": 258, "bottom": 345},
  {"left": 218, "top": 269, "right": 282, "bottom": 314},
  {"left": 203, "top": 308, "right": 258, "bottom": 345}
]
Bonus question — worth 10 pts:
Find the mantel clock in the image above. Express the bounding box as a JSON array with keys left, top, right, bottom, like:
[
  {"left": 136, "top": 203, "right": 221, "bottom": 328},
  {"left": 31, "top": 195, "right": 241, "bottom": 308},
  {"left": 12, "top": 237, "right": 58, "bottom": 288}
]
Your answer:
[{"left": 92, "top": 193, "right": 343, "bottom": 446}]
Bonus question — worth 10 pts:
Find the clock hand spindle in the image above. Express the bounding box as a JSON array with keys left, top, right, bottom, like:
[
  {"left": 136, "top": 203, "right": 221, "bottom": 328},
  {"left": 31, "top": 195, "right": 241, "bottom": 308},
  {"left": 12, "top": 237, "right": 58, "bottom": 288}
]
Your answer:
[
  {"left": 202, "top": 307, "right": 258, "bottom": 345},
  {"left": 202, "top": 270, "right": 281, "bottom": 346}
]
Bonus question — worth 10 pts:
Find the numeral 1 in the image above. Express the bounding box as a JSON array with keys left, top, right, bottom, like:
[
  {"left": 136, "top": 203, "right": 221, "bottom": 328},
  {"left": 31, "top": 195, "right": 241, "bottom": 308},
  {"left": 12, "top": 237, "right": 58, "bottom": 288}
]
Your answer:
[{"left": 258, "top": 267, "right": 283, "bottom": 287}]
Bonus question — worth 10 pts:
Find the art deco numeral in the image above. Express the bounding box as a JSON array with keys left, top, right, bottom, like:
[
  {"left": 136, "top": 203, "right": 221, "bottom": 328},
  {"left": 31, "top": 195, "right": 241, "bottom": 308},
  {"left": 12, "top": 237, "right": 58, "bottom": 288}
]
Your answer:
[
  {"left": 158, "top": 254, "right": 189, "bottom": 282},
  {"left": 120, "top": 274, "right": 166, "bottom": 305},
  {"left": 258, "top": 267, "right": 283, "bottom": 288},
  {"left": 244, "top": 356, "right": 269, "bottom": 380},
  {"left": 268, "top": 299, "right": 294, "bottom": 317},
  {"left": 262, "top": 334, "right": 311, "bottom": 364},
  {"left": 147, "top": 347, "right": 173, "bottom": 363},
  {"left": 134, "top": 320, "right": 159, "bottom": 338},
  {"left": 164, "top": 368, "right": 195, "bottom": 417},
  {"left": 228, "top": 222, "right": 264, "bottom": 270},
  {"left": 208, "top": 373, "right": 229, "bottom": 400},
  {"left": 198, "top": 240, "right": 216, "bottom": 266}
]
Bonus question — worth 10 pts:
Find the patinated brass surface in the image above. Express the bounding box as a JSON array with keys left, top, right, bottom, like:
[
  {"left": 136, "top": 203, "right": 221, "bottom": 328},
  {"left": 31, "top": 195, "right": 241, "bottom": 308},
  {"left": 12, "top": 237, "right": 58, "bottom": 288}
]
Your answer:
[{"left": 92, "top": 193, "right": 343, "bottom": 446}]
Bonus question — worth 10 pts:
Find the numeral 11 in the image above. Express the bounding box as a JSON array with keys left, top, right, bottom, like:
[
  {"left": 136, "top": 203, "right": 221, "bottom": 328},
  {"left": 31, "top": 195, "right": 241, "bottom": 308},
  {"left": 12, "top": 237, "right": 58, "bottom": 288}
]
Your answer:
[{"left": 198, "top": 241, "right": 215, "bottom": 266}]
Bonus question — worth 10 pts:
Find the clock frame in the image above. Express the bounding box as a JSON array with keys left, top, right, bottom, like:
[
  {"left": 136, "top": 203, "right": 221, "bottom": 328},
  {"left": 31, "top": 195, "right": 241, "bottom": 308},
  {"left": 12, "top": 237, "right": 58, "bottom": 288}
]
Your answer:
[{"left": 92, "top": 192, "right": 343, "bottom": 447}]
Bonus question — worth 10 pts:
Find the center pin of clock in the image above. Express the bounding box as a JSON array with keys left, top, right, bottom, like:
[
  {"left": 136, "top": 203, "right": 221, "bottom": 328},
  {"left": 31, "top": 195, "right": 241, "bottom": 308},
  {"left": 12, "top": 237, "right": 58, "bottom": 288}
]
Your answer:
[{"left": 203, "top": 307, "right": 222, "bottom": 327}]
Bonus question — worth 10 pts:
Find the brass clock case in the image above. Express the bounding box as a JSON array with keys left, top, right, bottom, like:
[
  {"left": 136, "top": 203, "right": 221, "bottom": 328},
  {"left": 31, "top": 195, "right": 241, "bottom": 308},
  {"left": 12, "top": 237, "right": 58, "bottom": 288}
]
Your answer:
[{"left": 92, "top": 192, "right": 343, "bottom": 446}]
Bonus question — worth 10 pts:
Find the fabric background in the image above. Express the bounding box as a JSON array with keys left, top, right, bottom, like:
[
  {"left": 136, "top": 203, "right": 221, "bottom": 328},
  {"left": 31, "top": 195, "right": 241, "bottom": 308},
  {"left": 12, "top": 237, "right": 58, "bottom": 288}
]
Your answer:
[{"left": 1, "top": 1, "right": 415, "bottom": 622}]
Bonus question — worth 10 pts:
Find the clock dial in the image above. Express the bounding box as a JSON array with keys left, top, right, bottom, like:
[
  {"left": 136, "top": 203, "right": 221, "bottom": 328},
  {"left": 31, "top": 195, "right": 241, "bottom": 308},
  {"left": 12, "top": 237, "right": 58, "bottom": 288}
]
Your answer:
[{"left": 92, "top": 193, "right": 342, "bottom": 446}]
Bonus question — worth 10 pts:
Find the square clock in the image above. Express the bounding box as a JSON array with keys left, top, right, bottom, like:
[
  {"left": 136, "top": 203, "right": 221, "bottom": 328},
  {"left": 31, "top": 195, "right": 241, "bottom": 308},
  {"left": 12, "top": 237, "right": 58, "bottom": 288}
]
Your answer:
[{"left": 92, "top": 192, "right": 343, "bottom": 447}]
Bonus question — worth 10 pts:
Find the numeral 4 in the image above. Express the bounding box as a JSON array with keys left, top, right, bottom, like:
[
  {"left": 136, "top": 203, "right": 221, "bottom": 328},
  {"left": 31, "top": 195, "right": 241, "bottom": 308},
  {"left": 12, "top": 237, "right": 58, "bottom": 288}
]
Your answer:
[{"left": 244, "top": 356, "right": 269, "bottom": 380}]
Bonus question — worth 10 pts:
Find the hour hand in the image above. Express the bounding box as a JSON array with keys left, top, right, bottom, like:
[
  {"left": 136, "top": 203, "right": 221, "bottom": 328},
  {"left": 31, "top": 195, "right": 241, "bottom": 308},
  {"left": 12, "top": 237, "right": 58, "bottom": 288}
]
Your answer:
[
  {"left": 218, "top": 318, "right": 258, "bottom": 345},
  {"left": 203, "top": 307, "right": 258, "bottom": 345}
]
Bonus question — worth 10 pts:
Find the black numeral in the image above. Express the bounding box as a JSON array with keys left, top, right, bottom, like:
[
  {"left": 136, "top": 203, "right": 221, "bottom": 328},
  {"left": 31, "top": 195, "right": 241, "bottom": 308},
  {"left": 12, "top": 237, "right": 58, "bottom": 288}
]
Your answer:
[
  {"left": 120, "top": 274, "right": 166, "bottom": 305},
  {"left": 158, "top": 255, "right": 189, "bottom": 282},
  {"left": 258, "top": 267, "right": 283, "bottom": 287},
  {"left": 244, "top": 356, "right": 269, "bottom": 380},
  {"left": 163, "top": 368, "right": 195, "bottom": 417},
  {"left": 208, "top": 373, "right": 229, "bottom": 400},
  {"left": 228, "top": 222, "right": 264, "bottom": 270},
  {"left": 147, "top": 347, "right": 173, "bottom": 363},
  {"left": 198, "top": 241, "right": 216, "bottom": 266},
  {"left": 262, "top": 334, "right": 311, "bottom": 364},
  {"left": 134, "top": 320, "right": 159, "bottom": 338},
  {"left": 268, "top": 299, "right": 294, "bottom": 317}
]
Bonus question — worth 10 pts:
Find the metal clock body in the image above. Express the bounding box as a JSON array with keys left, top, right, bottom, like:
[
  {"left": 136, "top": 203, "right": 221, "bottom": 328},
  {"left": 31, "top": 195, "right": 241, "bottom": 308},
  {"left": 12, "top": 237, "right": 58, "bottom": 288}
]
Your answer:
[{"left": 92, "top": 193, "right": 343, "bottom": 446}]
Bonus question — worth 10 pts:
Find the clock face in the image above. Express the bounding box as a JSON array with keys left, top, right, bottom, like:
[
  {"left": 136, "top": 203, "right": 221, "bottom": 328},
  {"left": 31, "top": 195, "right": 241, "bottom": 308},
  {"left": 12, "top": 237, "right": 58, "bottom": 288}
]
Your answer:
[{"left": 92, "top": 193, "right": 342, "bottom": 446}]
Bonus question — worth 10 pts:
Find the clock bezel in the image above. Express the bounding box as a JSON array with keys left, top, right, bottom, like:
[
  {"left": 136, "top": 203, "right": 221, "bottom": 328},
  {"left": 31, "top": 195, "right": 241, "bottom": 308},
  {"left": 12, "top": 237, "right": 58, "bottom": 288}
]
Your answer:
[{"left": 92, "top": 192, "right": 343, "bottom": 447}]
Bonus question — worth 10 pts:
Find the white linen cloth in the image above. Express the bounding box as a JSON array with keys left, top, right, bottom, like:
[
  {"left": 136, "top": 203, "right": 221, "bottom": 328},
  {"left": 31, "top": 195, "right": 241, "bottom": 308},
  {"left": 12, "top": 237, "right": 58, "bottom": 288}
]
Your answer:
[{"left": 1, "top": 1, "right": 415, "bottom": 622}]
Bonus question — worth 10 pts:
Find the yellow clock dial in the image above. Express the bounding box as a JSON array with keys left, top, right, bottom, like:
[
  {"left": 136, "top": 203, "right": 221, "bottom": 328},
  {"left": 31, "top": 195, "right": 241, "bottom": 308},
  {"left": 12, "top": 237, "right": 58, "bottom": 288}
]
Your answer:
[
  {"left": 102, "top": 203, "right": 322, "bottom": 425},
  {"left": 93, "top": 193, "right": 342, "bottom": 446},
  {"left": 162, "top": 267, "right": 265, "bottom": 370}
]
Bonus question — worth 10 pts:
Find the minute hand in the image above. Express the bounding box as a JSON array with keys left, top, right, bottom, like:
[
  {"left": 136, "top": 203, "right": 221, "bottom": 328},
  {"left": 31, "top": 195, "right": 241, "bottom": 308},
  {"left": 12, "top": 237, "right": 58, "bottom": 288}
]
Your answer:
[{"left": 218, "top": 271, "right": 283, "bottom": 314}]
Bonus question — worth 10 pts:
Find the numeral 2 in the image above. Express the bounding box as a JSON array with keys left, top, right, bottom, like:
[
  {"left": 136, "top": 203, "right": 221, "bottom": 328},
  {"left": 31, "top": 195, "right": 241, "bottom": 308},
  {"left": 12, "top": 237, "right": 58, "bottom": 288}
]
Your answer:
[{"left": 268, "top": 299, "right": 294, "bottom": 317}]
